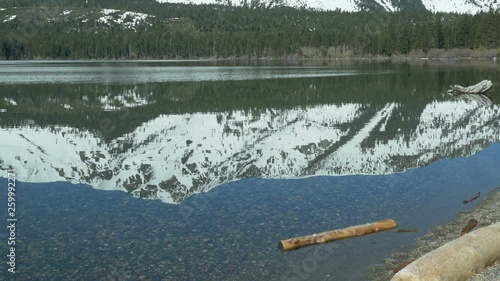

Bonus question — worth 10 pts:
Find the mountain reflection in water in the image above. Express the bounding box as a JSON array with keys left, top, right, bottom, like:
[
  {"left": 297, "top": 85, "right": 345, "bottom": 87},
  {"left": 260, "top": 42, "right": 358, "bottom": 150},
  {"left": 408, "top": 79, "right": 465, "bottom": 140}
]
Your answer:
[{"left": 1, "top": 62, "right": 499, "bottom": 204}]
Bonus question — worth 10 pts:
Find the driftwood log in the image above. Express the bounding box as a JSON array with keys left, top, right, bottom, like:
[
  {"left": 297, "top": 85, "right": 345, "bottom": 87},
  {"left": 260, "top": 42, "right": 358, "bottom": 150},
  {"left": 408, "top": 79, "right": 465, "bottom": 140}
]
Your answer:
[
  {"left": 460, "top": 219, "right": 478, "bottom": 236},
  {"left": 391, "top": 221, "right": 500, "bottom": 281},
  {"left": 447, "top": 80, "right": 493, "bottom": 96},
  {"left": 447, "top": 80, "right": 493, "bottom": 106},
  {"left": 463, "top": 192, "right": 481, "bottom": 204},
  {"left": 397, "top": 229, "right": 419, "bottom": 233},
  {"left": 278, "top": 219, "right": 397, "bottom": 251}
]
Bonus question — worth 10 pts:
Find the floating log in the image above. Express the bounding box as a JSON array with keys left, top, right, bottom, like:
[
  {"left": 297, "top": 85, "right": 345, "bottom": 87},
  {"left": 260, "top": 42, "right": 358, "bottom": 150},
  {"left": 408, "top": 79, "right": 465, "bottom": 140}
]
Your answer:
[
  {"left": 278, "top": 218, "right": 397, "bottom": 252},
  {"left": 463, "top": 192, "right": 480, "bottom": 204},
  {"left": 397, "top": 229, "right": 419, "bottom": 233},
  {"left": 391, "top": 221, "right": 500, "bottom": 281},
  {"left": 460, "top": 219, "right": 478, "bottom": 236},
  {"left": 447, "top": 80, "right": 493, "bottom": 96}
]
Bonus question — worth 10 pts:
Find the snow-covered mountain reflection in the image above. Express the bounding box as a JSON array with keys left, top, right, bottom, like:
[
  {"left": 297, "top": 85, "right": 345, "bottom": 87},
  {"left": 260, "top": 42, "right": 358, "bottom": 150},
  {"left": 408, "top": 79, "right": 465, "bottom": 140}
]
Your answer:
[{"left": 2, "top": 98, "right": 499, "bottom": 204}]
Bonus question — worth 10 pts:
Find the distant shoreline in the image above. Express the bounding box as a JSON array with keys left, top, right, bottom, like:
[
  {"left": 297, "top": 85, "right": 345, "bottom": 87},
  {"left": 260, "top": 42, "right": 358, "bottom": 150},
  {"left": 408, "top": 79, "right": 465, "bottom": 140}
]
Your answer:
[{"left": 0, "top": 48, "right": 498, "bottom": 62}]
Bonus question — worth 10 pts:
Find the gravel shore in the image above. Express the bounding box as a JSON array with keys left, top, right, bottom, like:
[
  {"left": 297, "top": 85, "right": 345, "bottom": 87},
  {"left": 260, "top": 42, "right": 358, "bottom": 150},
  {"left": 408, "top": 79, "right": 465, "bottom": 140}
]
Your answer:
[{"left": 369, "top": 187, "right": 500, "bottom": 281}]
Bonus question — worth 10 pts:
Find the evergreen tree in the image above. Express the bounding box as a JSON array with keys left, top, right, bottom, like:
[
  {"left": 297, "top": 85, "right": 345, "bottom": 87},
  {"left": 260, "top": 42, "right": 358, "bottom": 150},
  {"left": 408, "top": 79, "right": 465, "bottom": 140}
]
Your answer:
[
  {"left": 1, "top": 3, "right": 500, "bottom": 59},
  {"left": 435, "top": 16, "right": 445, "bottom": 49}
]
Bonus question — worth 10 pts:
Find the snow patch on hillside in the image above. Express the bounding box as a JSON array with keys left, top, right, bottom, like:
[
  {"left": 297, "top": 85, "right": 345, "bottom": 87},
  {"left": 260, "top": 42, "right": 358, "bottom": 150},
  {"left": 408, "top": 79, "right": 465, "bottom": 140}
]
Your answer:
[
  {"left": 376, "top": 0, "right": 397, "bottom": 11},
  {"left": 156, "top": 0, "right": 358, "bottom": 11},
  {"left": 98, "top": 9, "right": 154, "bottom": 30},
  {"left": 421, "top": 0, "right": 481, "bottom": 13},
  {"left": 3, "top": 15, "right": 16, "bottom": 22},
  {"left": 4, "top": 98, "right": 17, "bottom": 106},
  {"left": 156, "top": 0, "right": 499, "bottom": 13},
  {"left": 424, "top": 0, "right": 499, "bottom": 13}
]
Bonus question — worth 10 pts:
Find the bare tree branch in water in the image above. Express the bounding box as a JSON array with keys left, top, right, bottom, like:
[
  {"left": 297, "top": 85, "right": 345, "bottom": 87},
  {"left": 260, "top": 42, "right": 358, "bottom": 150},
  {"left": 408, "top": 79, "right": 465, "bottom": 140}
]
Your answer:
[
  {"left": 447, "top": 80, "right": 494, "bottom": 106},
  {"left": 447, "top": 80, "right": 493, "bottom": 96}
]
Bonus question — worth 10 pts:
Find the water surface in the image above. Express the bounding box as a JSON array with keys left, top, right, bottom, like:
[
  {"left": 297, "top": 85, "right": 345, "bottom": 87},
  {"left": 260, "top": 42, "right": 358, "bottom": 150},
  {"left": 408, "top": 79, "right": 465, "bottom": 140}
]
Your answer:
[{"left": 0, "top": 60, "right": 499, "bottom": 280}]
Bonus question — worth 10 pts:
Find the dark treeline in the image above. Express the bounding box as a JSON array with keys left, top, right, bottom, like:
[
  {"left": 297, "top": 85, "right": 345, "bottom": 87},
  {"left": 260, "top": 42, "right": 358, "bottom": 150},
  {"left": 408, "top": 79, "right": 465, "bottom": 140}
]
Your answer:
[{"left": 0, "top": 1, "right": 499, "bottom": 59}]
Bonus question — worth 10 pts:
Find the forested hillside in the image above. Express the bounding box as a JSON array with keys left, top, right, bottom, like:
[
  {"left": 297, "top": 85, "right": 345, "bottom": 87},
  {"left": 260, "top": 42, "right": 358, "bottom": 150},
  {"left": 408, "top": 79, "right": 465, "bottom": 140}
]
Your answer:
[{"left": 0, "top": 1, "right": 499, "bottom": 59}]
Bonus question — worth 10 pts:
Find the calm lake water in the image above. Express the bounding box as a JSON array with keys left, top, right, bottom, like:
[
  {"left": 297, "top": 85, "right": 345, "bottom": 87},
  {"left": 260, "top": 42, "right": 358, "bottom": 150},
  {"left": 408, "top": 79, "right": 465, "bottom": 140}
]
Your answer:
[{"left": 1, "top": 60, "right": 500, "bottom": 281}]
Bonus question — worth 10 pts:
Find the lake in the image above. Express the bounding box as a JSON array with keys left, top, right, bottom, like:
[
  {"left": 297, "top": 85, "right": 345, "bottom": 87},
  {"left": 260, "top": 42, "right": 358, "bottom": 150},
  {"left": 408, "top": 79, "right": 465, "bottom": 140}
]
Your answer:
[{"left": 1, "top": 60, "right": 500, "bottom": 281}]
